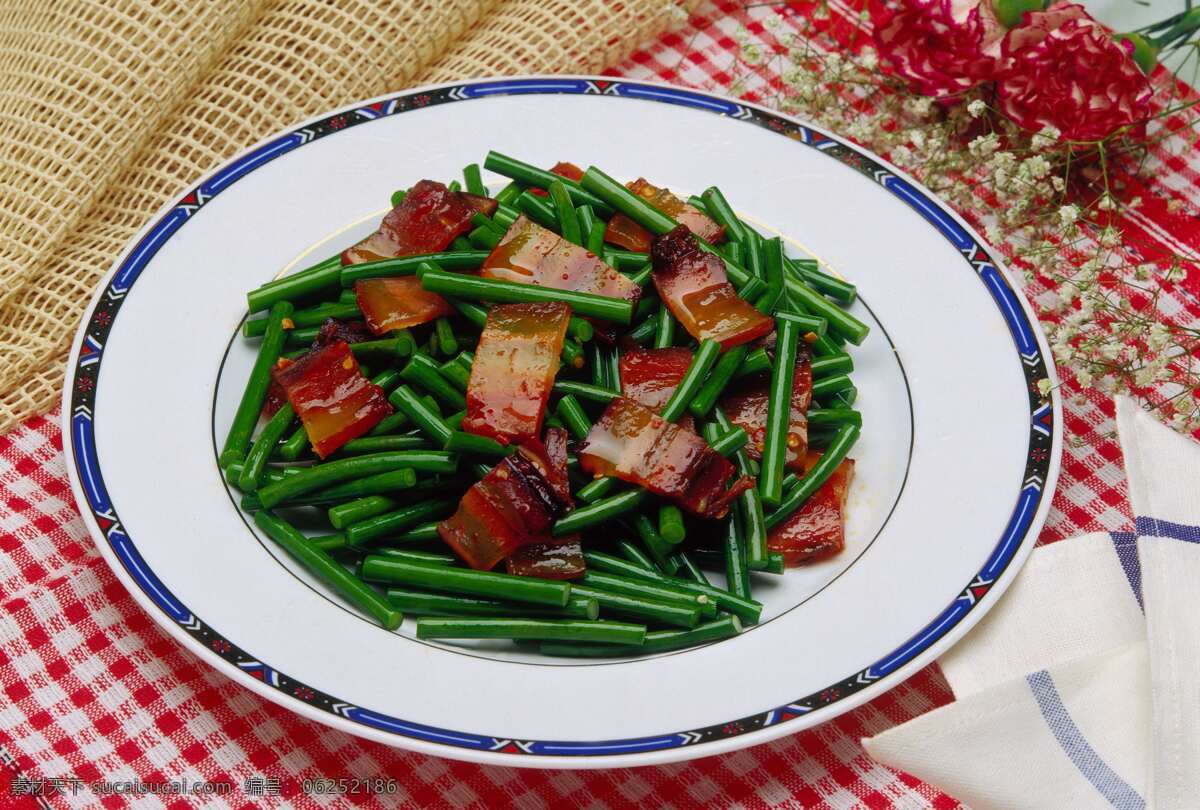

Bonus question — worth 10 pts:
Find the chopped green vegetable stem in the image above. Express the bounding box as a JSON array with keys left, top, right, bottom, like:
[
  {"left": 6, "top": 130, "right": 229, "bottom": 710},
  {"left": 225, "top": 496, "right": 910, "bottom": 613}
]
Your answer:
[
  {"left": 362, "top": 557, "right": 573, "bottom": 606},
  {"left": 653, "top": 304, "right": 675, "bottom": 349},
  {"left": 387, "top": 589, "right": 599, "bottom": 620},
  {"left": 549, "top": 180, "right": 583, "bottom": 245},
  {"left": 255, "top": 511, "right": 400, "bottom": 629},
  {"left": 419, "top": 268, "right": 633, "bottom": 324},
  {"left": 388, "top": 385, "right": 454, "bottom": 446},
  {"left": 416, "top": 617, "right": 646, "bottom": 645},
  {"left": 338, "top": 251, "right": 489, "bottom": 288},
  {"left": 237, "top": 403, "right": 295, "bottom": 491},
  {"left": 765, "top": 423, "right": 860, "bottom": 530},
  {"left": 221, "top": 300, "right": 292, "bottom": 467},
  {"left": 657, "top": 504, "right": 686, "bottom": 544},
  {"left": 553, "top": 490, "right": 648, "bottom": 535},
  {"left": 463, "top": 163, "right": 486, "bottom": 196},
  {"left": 759, "top": 317, "right": 800, "bottom": 507},
  {"left": 555, "top": 394, "right": 593, "bottom": 441},
  {"left": 689, "top": 344, "right": 748, "bottom": 418},
  {"left": 660, "top": 338, "right": 721, "bottom": 422}
]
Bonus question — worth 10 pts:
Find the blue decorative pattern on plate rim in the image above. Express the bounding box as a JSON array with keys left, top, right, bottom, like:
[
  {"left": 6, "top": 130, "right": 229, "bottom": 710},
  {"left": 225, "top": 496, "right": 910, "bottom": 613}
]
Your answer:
[{"left": 67, "top": 77, "right": 1055, "bottom": 758}]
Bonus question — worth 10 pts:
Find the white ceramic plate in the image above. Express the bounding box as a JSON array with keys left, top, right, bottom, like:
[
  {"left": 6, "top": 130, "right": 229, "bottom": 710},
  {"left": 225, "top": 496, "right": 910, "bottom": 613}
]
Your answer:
[{"left": 63, "top": 76, "right": 1061, "bottom": 768}]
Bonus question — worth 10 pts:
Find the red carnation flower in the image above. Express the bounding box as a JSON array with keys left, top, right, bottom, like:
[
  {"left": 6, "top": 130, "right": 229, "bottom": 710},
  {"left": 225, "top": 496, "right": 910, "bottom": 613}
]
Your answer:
[
  {"left": 872, "top": 0, "right": 1005, "bottom": 99},
  {"left": 996, "top": 3, "right": 1152, "bottom": 141}
]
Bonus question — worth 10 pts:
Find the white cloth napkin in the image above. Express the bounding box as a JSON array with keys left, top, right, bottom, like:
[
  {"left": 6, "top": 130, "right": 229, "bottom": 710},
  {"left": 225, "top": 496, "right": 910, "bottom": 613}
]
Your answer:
[{"left": 862, "top": 397, "right": 1200, "bottom": 809}]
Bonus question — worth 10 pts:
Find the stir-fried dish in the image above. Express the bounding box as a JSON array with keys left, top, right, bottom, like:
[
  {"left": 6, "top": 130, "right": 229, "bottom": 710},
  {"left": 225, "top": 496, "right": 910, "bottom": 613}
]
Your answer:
[{"left": 222, "top": 152, "right": 868, "bottom": 656}]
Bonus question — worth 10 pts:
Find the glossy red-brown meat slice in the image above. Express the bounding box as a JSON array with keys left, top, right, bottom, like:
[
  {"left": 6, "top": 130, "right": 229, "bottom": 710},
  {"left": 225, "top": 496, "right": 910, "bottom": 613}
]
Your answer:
[
  {"left": 528, "top": 162, "right": 586, "bottom": 197},
  {"left": 354, "top": 276, "right": 454, "bottom": 335},
  {"left": 549, "top": 161, "right": 585, "bottom": 182},
  {"left": 651, "top": 226, "right": 773, "bottom": 349},
  {"left": 767, "top": 459, "right": 854, "bottom": 566},
  {"left": 619, "top": 347, "right": 693, "bottom": 411},
  {"left": 439, "top": 431, "right": 574, "bottom": 571},
  {"left": 520, "top": 427, "right": 573, "bottom": 505},
  {"left": 502, "top": 427, "right": 584, "bottom": 578},
  {"left": 438, "top": 487, "right": 515, "bottom": 571},
  {"left": 506, "top": 538, "right": 586, "bottom": 579},
  {"left": 341, "top": 179, "right": 496, "bottom": 265},
  {"left": 721, "top": 344, "right": 813, "bottom": 468},
  {"left": 262, "top": 357, "right": 294, "bottom": 418},
  {"left": 627, "top": 178, "right": 724, "bottom": 243},
  {"left": 262, "top": 320, "right": 370, "bottom": 417},
  {"left": 463, "top": 302, "right": 571, "bottom": 445},
  {"left": 272, "top": 341, "right": 392, "bottom": 458},
  {"left": 578, "top": 397, "right": 752, "bottom": 518},
  {"left": 603, "top": 213, "right": 654, "bottom": 252},
  {"left": 311, "top": 318, "right": 374, "bottom": 349},
  {"left": 482, "top": 216, "right": 640, "bottom": 308},
  {"left": 617, "top": 347, "right": 698, "bottom": 432}
]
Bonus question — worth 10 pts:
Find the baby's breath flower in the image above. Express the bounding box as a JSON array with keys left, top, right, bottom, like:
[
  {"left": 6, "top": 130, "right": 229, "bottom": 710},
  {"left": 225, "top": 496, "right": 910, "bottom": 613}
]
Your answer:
[
  {"left": 1030, "top": 125, "right": 1061, "bottom": 150},
  {"left": 968, "top": 133, "right": 1000, "bottom": 158},
  {"left": 741, "top": 43, "right": 764, "bottom": 64},
  {"left": 722, "top": 14, "right": 1197, "bottom": 434},
  {"left": 990, "top": 151, "right": 1017, "bottom": 173},
  {"left": 905, "top": 96, "right": 934, "bottom": 117},
  {"left": 1037, "top": 378, "right": 1053, "bottom": 397},
  {"left": 782, "top": 66, "right": 811, "bottom": 93},
  {"left": 1020, "top": 155, "right": 1051, "bottom": 180},
  {"left": 845, "top": 119, "right": 871, "bottom": 141},
  {"left": 1148, "top": 322, "right": 1170, "bottom": 351}
]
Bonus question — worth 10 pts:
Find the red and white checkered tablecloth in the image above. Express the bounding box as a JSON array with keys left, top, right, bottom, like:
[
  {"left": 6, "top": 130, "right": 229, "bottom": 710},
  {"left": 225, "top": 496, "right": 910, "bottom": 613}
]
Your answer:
[{"left": 4, "top": 2, "right": 1199, "bottom": 807}]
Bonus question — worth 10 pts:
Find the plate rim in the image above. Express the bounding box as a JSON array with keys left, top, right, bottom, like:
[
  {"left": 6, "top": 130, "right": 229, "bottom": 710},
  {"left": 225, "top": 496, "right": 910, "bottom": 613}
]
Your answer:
[{"left": 61, "top": 74, "right": 1063, "bottom": 768}]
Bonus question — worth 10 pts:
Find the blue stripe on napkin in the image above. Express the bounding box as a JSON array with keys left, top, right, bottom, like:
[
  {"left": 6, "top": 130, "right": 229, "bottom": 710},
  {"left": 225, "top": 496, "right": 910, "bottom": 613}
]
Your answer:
[
  {"left": 1135, "top": 516, "right": 1200, "bottom": 544},
  {"left": 1026, "top": 670, "right": 1145, "bottom": 810},
  {"left": 1108, "top": 531, "right": 1142, "bottom": 609}
]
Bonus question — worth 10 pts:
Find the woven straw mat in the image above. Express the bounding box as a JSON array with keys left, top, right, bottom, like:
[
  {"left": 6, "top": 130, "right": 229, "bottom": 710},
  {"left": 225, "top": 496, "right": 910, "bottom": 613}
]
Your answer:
[{"left": 0, "top": 0, "right": 698, "bottom": 434}]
